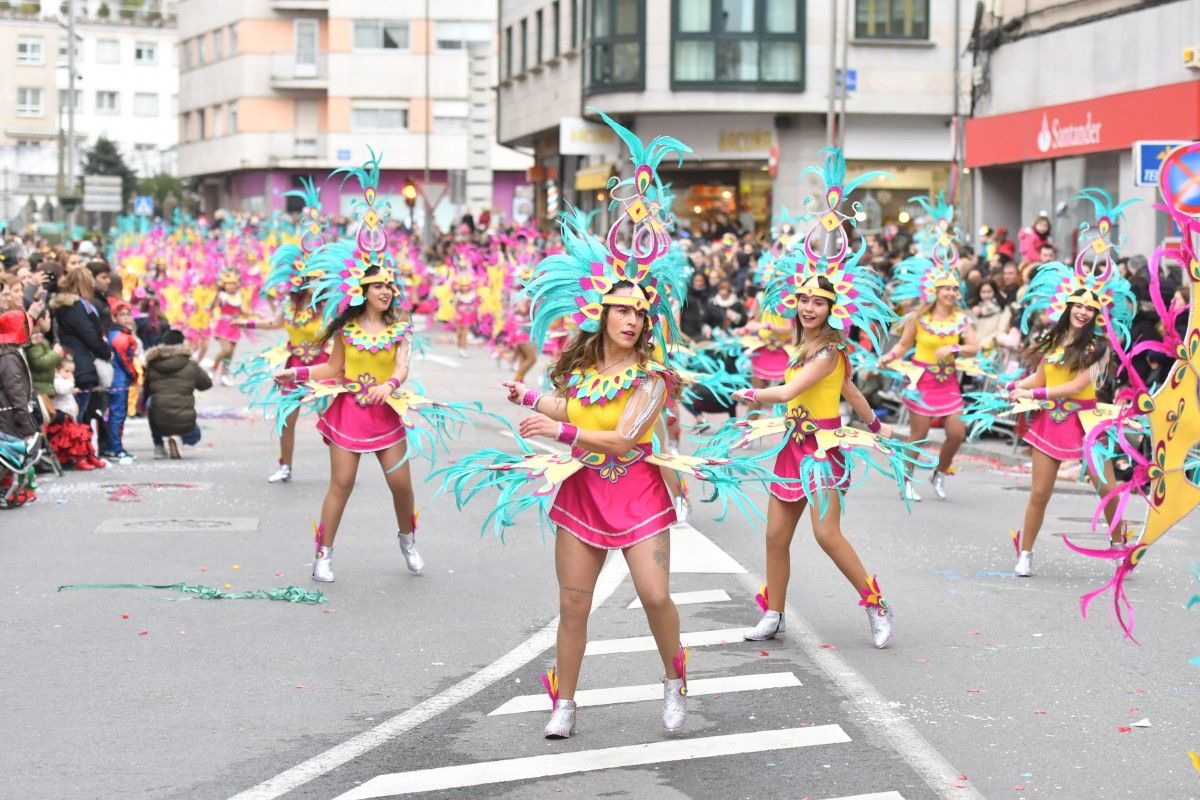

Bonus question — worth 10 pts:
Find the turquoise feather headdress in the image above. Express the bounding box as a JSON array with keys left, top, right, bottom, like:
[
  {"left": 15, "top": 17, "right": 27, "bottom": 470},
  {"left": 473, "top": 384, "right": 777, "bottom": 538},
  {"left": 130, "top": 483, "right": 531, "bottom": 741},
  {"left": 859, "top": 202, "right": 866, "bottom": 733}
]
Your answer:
[
  {"left": 763, "top": 148, "right": 895, "bottom": 351},
  {"left": 891, "top": 191, "right": 966, "bottom": 306},
  {"left": 262, "top": 176, "right": 330, "bottom": 298},
  {"left": 307, "top": 149, "right": 404, "bottom": 326},
  {"left": 1020, "top": 188, "right": 1137, "bottom": 342},
  {"left": 525, "top": 109, "right": 690, "bottom": 351}
]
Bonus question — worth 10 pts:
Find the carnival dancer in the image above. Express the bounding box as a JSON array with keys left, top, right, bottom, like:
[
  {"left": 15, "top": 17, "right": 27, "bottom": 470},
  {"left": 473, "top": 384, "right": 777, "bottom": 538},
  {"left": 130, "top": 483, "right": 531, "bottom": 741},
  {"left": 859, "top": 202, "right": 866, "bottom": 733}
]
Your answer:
[
  {"left": 452, "top": 271, "right": 478, "bottom": 358},
  {"left": 436, "top": 112, "right": 780, "bottom": 739},
  {"left": 274, "top": 151, "right": 474, "bottom": 583},
  {"left": 882, "top": 199, "right": 979, "bottom": 501},
  {"left": 207, "top": 268, "right": 247, "bottom": 386},
  {"left": 963, "top": 190, "right": 1136, "bottom": 579},
  {"left": 717, "top": 149, "right": 931, "bottom": 648},
  {"left": 505, "top": 268, "right": 537, "bottom": 383},
  {"left": 235, "top": 177, "right": 331, "bottom": 484}
]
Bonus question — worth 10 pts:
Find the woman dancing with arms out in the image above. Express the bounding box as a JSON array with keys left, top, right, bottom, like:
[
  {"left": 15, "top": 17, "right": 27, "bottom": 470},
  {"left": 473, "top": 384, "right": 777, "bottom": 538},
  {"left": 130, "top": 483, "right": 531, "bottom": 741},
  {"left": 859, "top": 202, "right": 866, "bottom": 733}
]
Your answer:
[
  {"left": 719, "top": 150, "right": 931, "bottom": 648},
  {"left": 964, "top": 190, "right": 1136, "bottom": 578}
]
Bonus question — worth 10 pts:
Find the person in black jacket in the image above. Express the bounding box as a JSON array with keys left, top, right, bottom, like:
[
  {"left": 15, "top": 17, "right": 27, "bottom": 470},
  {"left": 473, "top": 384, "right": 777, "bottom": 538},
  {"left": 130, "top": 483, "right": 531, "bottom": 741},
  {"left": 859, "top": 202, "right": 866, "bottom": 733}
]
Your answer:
[
  {"left": 143, "top": 329, "right": 212, "bottom": 459},
  {"left": 49, "top": 267, "right": 111, "bottom": 435}
]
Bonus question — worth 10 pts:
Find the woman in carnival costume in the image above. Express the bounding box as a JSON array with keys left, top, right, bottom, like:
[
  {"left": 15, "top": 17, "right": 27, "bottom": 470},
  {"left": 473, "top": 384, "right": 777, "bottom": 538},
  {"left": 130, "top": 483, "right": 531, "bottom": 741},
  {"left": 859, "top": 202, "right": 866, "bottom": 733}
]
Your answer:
[
  {"left": 720, "top": 149, "right": 931, "bottom": 648},
  {"left": 437, "top": 112, "right": 780, "bottom": 739},
  {"left": 235, "top": 177, "right": 332, "bottom": 484},
  {"left": 451, "top": 270, "right": 479, "bottom": 359},
  {"left": 206, "top": 266, "right": 247, "bottom": 386},
  {"left": 274, "top": 152, "right": 474, "bottom": 583},
  {"left": 881, "top": 194, "right": 981, "bottom": 502},
  {"left": 963, "top": 189, "right": 1135, "bottom": 578}
]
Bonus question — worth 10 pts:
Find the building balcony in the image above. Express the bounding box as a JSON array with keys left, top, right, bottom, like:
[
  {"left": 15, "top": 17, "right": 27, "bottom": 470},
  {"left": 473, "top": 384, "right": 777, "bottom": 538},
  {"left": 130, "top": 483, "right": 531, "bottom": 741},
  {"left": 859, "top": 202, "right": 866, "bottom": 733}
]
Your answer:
[
  {"left": 269, "top": 53, "right": 329, "bottom": 91},
  {"left": 270, "top": 0, "right": 329, "bottom": 12}
]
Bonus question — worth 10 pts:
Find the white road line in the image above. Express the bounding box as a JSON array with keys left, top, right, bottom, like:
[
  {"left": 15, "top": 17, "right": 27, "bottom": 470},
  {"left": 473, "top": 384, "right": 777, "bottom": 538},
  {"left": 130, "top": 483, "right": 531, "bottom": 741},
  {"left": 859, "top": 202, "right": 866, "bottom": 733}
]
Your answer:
[
  {"left": 499, "top": 429, "right": 563, "bottom": 455},
  {"left": 224, "top": 557, "right": 629, "bottom": 800},
  {"left": 488, "top": 671, "right": 802, "bottom": 716},
  {"left": 627, "top": 588, "right": 730, "bottom": 609},
  {"left": 419, "top": 353, "right": 460, "bottom": 368},
  {"left": 822, "top": 793, "right": 906, "bottom": 800},
  {"left": 668, "top": 524, "right": 748, "bottom": 573},
  {"left": 584, "top": 627, "right": 746, "bottom": 656},
  {"left": 331, "top": 725, "right": 853, "bottom": 800}
]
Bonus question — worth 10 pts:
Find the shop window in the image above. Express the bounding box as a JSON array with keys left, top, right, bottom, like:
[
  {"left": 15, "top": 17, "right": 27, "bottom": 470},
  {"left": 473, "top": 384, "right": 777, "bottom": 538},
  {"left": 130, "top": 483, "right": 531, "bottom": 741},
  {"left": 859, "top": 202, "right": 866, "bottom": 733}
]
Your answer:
[
  {"left": 854, "top": 0, "right": 928, "bottom": 40},
  {"left": 587, "top": 0, "right": 644, "bottom": 92},
  {"left": 671, "top": 0, "right": 803, "bottom": 90}
]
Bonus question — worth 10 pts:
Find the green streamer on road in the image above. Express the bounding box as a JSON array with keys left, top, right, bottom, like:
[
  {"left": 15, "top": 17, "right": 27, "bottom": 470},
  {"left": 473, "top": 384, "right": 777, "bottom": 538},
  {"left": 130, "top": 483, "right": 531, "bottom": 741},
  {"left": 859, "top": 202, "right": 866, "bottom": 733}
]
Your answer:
[{"left": 56, "top": 582, "right": 329, "bottom": 604}]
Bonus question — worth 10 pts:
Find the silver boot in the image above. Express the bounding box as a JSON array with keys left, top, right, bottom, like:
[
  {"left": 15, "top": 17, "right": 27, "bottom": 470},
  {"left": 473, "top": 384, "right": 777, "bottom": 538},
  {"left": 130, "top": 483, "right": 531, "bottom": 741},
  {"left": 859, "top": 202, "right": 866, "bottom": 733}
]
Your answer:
[
  {"left": 743, "top": 609, "right": 785, "bottom": 641},
  {"left": 866, "top": 602, "right": 894, "bottom": 649},
  {"left": 312, "top": 546, "right": 334, "bottom": 582},
  {"left": 397, "top": 531, "right": 425, "bottom": 574},
  {"left": 902, "top": 478, "right": 922, "bottom": 503},
  {"left": 1014, "top": 550, "right": 1034, "bottom": 577},
  {"left": 931, "top": 470, "right": 947, "bottom": 500},
  {"left": 268, "top": 463, "right": 292, "bottom": 483},
  {"left": 672, "top": 494, "right": 691, "bottom": 525},
  {"left": 662, "top": 677, "right": 687, "bottom": 732},
  {"left": 543, "top": 699, "right": 577, "bottom": 739}
]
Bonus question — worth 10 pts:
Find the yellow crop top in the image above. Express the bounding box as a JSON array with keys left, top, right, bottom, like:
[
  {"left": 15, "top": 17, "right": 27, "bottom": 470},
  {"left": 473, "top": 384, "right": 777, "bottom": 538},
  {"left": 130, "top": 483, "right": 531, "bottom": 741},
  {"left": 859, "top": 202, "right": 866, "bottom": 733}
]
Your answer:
[
  {"left": 341, "top": 321, "right": 410, "bottom": 385},
  {"left": 913, "top": 311, "right": 968, "bottom": 363},
  {"left": 785, "top": 346, "right": 845, "bottom": 419},
  {"left": 284, "top": 303, "right": 323, "bottom": 347},
  {"left": 564, "top": 362, "right": 669, "bottom": 446},
  {"left": 1044, "top": 348, "right": 1096, "bottom": 401}
]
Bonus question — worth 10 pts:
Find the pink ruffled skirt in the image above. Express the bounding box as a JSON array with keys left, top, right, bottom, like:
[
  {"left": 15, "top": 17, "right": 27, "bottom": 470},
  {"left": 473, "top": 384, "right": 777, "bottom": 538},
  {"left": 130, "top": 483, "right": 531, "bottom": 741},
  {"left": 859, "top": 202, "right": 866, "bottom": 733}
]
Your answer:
[
  {"left": 549, "top": 444, "right": 677, "bottom": 550},
  {"left": 770, "top": 416, "right": 849, "bottom": 502},
  {"left": 1022, "top": 399, "right": 1095, "bottom": 461},
  {"left": 213, "top": 318, "right": 242, "bottom": 343},
  {"left": 316, "top": 391, "right": 406, "bottom": 453},
  {"left": 749, "top": 347, "right": 789, "bottom": 381},
  {"left": 902, "top": 361, "right": 964, "bottom": 417}
]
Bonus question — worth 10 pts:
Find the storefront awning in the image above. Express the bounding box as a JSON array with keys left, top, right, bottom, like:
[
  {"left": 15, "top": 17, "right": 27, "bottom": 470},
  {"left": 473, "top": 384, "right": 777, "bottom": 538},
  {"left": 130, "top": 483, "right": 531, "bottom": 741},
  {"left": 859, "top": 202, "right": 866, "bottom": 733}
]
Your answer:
[{"left": 575, "top": 163, "right": 616, "bottom": 191}]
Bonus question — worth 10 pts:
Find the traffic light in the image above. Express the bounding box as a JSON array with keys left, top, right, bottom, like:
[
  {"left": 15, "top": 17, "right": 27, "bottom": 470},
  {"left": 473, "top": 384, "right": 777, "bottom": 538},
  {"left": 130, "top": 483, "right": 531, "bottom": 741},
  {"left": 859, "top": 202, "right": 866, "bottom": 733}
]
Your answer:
[{"left": 402, "top": 179, "right": 418, "bottom": 210}]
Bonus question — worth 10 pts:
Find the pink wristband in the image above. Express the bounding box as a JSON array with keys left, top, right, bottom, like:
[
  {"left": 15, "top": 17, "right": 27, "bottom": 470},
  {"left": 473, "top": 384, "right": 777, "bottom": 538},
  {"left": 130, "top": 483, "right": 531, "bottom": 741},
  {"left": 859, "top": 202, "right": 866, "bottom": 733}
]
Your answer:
[
  {"left": 1004, "top": 380, "right": 1017, "bottom": 392},
  {"left": 867, "top": 417, "right": 882, "bottom": 433},
  {"left": 386, "top": 377, "right": 401, "bottom": 391},
  {"left": 742, "top": 389, "right": 758, "bottom": 403},
  {"left": 521, "top": 390, "right": 542, "bottom": 408},
  {"left": 950, "top": 344, "right": 960, "bottom": 355},
  {"left": 1032, "top": 387, "right": 1048, "bottom": 401},
  {"left": 246, "top": 319, "right": 257, "bottom": 330},
  {"left": 294, "top": 366, "right": 311, "bottom": 382},
  {"left": 555, "top": 423, "right": 580, "bottom": 446}
]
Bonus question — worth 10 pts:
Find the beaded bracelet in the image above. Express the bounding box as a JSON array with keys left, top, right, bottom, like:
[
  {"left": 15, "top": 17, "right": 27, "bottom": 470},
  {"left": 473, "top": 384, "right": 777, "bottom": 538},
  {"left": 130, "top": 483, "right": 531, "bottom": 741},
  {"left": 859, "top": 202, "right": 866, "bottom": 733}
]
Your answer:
[{"left": 555, "top": 423, "right": 580, "bottom": 446}]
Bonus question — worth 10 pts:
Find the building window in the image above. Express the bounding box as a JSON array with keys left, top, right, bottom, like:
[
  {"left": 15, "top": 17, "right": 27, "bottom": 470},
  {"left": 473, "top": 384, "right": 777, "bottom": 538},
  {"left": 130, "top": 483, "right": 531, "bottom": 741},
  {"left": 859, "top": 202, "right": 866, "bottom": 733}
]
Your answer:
[
  {"left": 227, "top": 103, "right": 237, "bottom": 135},
  {"left": 195, "top": 36, "right": 206, "bottom": 65},
  {"left": 433, "top": 99, "right": 469, "bottom": 133},
  {"left": 96, "top": 39, "right": 120, "bottom": 63},
  {"left": 96, "top": 90, "right": 119, "bottom": 114},
  {"left": 435, "top": 21, "right": 492, "bottom": 50},
  {"left": 58, "top": 89, "right": 82, "bottom": 111},
  {"left": 588, "top": 0, "right": 644, "bottom": 91},
  {"left": 350, "top": 103, "right": 409, "bottom": 131},
  {"left": 519, "top": 18, "right": 527, "bottom": 73},
  {"left": 57, "top": 37, "right": 80, "bottom": 65},
  {"left": 671, "top": 0, "right": 803, "bottom": 89},
  {"left": 228, "top": 24, "right": 238, "bottom": 55},
  {"left": 134, "top": 92, "right": 159, "bottom": 117},
  {"left": 212, "top": 29, "right": 223, "bottom": 60},
  {"left": 211, "top": 104, "right": 222, "bottom": 137},
  {"left": 17, "top": 36, "right": 44, "bottom": 65},
  {"left": 353, "top": 20, "right": 409, "bottom": 50},
  {"left": 535, "top": 10, "right": 544, "bottom": 65},
  {"left": 855, "top": 0, "right": 928, "bottom": 40},
  {"left": 570, "top": 0, "right": 579, "bottom": 49},
  {"left": 504, "top": 26, "right": 513, "bottom": 78},
  {"left": 179, "top": 41, "right": 190, "bottom": 70},
  {"left": 135, "top": 41, "right": 158, "bottom": 64},
  {"left": 180, "top": 112, "right": 190, "bottom": 142},
  {"left": 552, "top": 1, "right": 561, "bottom": 57},
  {"left": 196, "top": 108, "right": 206, "bottom": 140},
  {"left": 16, "top": 87, "right": 43, "bottom": 117}
]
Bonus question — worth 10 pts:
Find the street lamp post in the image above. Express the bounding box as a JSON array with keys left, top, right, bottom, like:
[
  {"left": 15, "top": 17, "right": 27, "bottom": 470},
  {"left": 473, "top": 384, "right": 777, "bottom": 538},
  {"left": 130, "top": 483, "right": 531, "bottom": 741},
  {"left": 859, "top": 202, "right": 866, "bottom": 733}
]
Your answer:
[{"left": 402, "top": 178, "right": 418, "bottom": 229}]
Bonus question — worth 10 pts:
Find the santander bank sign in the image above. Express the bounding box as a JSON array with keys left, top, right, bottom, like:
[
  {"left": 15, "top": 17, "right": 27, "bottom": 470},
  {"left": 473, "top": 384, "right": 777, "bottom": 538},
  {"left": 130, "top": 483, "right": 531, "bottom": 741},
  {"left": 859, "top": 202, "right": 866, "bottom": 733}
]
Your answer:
[{"left": 1036, "top": 112, "right": 1103, "bottom": 153}]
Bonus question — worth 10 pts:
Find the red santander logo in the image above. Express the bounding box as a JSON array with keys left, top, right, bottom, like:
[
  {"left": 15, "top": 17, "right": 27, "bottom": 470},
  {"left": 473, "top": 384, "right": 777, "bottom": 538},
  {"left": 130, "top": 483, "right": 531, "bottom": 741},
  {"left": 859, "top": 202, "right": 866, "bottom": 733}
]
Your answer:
[{"left": 1036, "top": 112, "right": 1103, "bottom": 154}]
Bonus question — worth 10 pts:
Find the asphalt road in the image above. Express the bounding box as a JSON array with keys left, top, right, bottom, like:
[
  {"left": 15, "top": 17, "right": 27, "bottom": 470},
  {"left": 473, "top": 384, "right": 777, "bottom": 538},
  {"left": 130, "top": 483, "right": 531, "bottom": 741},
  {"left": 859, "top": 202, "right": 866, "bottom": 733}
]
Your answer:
[{"left": 5, "top": 335, "right": 1199, "bottom": 800}]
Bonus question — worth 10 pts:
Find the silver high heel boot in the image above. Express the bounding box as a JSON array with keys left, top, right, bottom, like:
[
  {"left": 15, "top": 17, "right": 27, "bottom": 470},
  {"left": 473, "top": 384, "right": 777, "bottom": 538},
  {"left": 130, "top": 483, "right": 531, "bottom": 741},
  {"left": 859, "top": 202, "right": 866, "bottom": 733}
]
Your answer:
[
  {"left": 931, "top": 470, "right": 947, "bottom": 500},
  {"left": 312, "top": 546, "right": 334, "bottom": 582},
  {"left": 743, "top": 610, "right": 785, "bottom": 641},
  {"left": 866, "top": 602, "right": 894, "bottom": 649},
  {"left": 543, "top": 699, "right": 577, "bottom": 739},
  {"left": 397, "top": 531, "right": 425, "bottom": 574},
  {"left": 1014, "top": 550, "right": 1034, "bottom": 577},
  {"left": 902, "top": 478, "right": 922, "bottom": 502},
  {"left": 662, "top": 677, "right": 687, "bottom": 732}
]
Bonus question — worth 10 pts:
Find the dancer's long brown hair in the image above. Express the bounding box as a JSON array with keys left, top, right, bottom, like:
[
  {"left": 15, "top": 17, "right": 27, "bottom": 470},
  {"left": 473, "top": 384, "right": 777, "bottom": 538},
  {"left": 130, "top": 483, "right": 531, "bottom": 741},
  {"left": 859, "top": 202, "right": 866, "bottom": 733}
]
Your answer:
[{"left": 1023, "top": 306, "right": 1107, "bottom": 374}]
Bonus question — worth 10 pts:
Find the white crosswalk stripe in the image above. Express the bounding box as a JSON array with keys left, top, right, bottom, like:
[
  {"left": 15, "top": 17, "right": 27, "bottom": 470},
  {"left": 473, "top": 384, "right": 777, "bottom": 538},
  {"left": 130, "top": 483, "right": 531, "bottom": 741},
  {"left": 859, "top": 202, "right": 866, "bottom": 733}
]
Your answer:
[
  {"left": 488, "top": 671, "right": 802, "bottom": 716},
  {"left": 627, "top": 588, "right": 731, "bottom": 608},
  {"left": 331, "top": 726, "right": 853, "bottom": 800},
  {"left": 583, "top": 626, "right": 747, "bottom": 656}
]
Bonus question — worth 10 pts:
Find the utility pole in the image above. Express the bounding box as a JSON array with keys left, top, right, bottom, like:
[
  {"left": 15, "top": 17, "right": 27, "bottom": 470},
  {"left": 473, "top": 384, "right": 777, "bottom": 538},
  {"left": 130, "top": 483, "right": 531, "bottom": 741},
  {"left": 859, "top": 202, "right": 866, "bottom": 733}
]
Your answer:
[
  {"left": 66, "top": 0, "right": 78, "bottom": 242},
  {"left": 423, "top": 0, "right": 432, "bottom": 238},
  {"left": 825, "top": 0, "right": 838, "bottom": 147},
  {"left": 836, "top": 0, "right": 850, "bottom": 149}
]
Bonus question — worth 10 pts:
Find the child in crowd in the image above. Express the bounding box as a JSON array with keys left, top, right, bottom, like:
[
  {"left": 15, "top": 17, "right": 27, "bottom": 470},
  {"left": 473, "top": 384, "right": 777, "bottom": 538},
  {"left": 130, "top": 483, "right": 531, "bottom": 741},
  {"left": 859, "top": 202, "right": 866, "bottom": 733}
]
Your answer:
[
  {"left": 102, "top": 303, "right": 139, "bottom": 460},
  {"left": 47, "top": 355, "right": 106, "bottom": 470}
]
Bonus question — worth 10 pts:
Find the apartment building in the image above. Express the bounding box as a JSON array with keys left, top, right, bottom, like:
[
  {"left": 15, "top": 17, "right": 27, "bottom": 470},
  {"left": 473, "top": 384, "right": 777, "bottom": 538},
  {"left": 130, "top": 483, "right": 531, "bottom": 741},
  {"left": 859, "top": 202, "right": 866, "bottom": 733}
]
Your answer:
[
  {"left": 498, "top": 0, "right": 974, "bottom": 233},
  {"left": 0, "top": 0, "right": 178, "bottom": 227},
  {"left": 965, "top": 0, "right": 1200, "bottom": 256},
  {"left": 175, "top": 0, "right": 531, "bottom": 228}
]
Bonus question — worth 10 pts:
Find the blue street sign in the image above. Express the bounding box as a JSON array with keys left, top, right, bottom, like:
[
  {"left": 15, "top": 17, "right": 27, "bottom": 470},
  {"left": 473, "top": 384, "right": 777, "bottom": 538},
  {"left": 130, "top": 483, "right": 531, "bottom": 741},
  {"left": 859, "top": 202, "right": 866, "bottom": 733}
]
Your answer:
[
  {"left": 337, "top": 148, "right": 352, "bottom": 161},
  {"left": 836, "top": 68, "right": 857, "bottom": 93},
  {"left": 1133, "top": 140, "right": 1187, "bottom": 187},
  {"left": 133, "top": 195, "right": 154, "bottom": 217}
]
